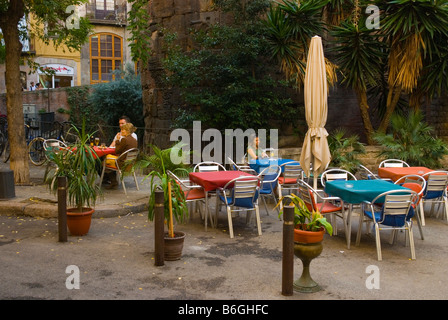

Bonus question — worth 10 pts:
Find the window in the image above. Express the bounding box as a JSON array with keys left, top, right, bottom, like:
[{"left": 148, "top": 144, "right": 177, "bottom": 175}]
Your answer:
[
  {"left": 90, "top": 33, "right": 122, "bottom": 83},
  {"left": 95, "top": 0, "right": 115, "bottom": 19}
]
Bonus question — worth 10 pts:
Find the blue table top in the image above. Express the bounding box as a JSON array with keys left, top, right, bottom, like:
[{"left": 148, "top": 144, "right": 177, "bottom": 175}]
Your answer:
[
  {"left": 249, "top": 158, "right": 297, "bottom": 173},
  {"left": 324, "top": 179, "right": 409, "bottom": 204}
]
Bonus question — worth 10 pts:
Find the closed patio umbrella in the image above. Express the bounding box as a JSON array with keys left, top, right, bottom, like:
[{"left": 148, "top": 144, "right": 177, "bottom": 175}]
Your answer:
[{"left": 300, "top": 36, "right": 331, "bottom": 189}]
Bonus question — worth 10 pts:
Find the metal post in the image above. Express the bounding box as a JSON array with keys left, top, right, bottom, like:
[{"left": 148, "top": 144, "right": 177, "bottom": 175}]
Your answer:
[
  {"left": 282, "top": 206, "right": 294, "bottom": 296},
  {"left": 154, "top": 190, "right": 165, "bottom": 266},
  {"left": 57, "top": 176, "right": 67, "bottom": 242}
]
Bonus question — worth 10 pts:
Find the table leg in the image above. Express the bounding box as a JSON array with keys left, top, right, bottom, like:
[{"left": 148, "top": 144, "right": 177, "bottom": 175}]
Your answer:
[
  {"left": 346, "top": 204, "right": 353, "bottom": 249},
  {"left": 205, "top": 191, "right": 209, "bottom": 231}
]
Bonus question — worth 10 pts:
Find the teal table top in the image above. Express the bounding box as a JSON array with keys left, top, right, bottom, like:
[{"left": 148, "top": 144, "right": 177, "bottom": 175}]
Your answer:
[
  {"left": 249, "top": 158, "right": 297, "bottom": 173},
  {"left": 324, "top": 179, "right": 409, "bottom": 204}
]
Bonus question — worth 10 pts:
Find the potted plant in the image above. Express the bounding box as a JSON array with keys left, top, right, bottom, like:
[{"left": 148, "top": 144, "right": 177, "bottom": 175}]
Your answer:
[
  {"left": 278, "top": 193, "right": 333, "bottom": 293},
  {"left": 278, "top": 193, "right": 333, "bottom": 243},
  {"left": 44, "top": 122, "right": 102, "bottom": 236},
  {"left": 137, "top": 144, "right": 190, "bottom": 260}
]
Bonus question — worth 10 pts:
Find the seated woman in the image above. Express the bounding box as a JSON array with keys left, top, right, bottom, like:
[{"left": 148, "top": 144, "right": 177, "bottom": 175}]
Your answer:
[
  {"left": 104, "top": 123, "right": 138, "bottom": 189},
  {"left": 247, "top": 134, "right": 267, "bottom": 161}
]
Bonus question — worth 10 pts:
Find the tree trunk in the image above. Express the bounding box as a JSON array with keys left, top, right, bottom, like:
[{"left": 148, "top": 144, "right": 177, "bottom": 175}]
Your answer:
[
  {"left": 378, "top": 85, "right": 402, "bottom": 134},
  {"left": 0, "top": 0, "right": 30, "bottom": 184},
  {"left": 355, "top": 87, "right": 375, "bottom": 145}
]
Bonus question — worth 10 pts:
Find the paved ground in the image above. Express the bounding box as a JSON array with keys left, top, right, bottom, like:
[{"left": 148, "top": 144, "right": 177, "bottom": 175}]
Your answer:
[{"left": 1, "top": 162, "right": 448, "bottom": 305}]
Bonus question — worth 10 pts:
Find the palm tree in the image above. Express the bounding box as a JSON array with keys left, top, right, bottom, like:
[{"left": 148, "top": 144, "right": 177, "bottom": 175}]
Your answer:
[
  {"left": 330, "top": 19, "right": 384, "bottom": 144},
  {"left": 377, "top": 0, "right": 448, "bottom": 132},
  {"left": 264, "top": 0, "right": 337, "bottom": 89}
]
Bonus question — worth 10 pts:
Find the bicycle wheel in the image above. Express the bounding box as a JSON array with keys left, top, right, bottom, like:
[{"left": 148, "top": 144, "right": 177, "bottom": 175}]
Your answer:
[
  {"left": 0, "top": 131, "right": 5, "bottom": 157},
  {"left": 3, "top": 140, "right": 9, "bottom": 163},
  {"left": 28, "top": 137, "right": 46, "bottom": 166}
]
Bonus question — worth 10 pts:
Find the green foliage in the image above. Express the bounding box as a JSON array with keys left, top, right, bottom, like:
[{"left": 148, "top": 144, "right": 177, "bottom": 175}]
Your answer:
[
  {"left": 329, "top": 20, "right": 385, "bottom": 91},
  {"left": 374, "top": 110, "right": 448, "bottom": 168},
  {"left": 328, "top": 128, "right": 366, "bottom": 173},
  {"left": 88, "top": 64, "right": 144, "bottom": 129},
  {"left": 127, "top": 0, "right": 152, "bottom": 65},
  {"left": 162, "top": 0, "right": 298, "bottom": 131},
  {"left": 44, "top": 121, "right": 102, "bottom": 212},
  {"left": 277, "top": 194, "right": 333, "bottom": 235},
  {"left": 143, "top": 144, "right": 190, "bottom": 227}
]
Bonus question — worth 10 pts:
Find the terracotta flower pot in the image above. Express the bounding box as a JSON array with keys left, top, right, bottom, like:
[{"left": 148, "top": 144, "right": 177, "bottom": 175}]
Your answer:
[
  {"left": 164, "top": 231, "right": 186, "bottom": 261},
  {"left": 66, "top": 208, "right": 94, "bottom": 236},
  {"left": 293, "top": 225, "right": 325, "bottom": 244}
]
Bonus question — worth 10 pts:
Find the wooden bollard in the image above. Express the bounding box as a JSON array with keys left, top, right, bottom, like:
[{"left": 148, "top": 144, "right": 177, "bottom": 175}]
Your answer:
[
  {"left": 154, "top": 190, "right": 165, "bottom": 266},
  {"left": 57, "top": 176, "right": 67, "bottom": 242},
  {"left": 282, "top": 206, "right": 294, "bottom": 296}
]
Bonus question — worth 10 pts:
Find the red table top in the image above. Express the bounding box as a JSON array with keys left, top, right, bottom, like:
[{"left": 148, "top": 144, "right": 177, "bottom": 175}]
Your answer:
[
  {"left": 378, "top": 166, "right": 433, "bottom": 182},
  {"left": 92, "top": 146, "right": 116, "bottom": 158},
  {"left": 189, "top": 171, "right": 256, "bottom": 192}
]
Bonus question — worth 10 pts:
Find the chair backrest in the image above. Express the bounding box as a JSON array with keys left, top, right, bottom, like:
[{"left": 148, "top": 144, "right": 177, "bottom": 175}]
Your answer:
[
  {"left": 422, "top": 171, "right": 448, "bottom": 197},
  {"left": 394, "top": 174, "right": 426, "bottom": 193},
  {"left": 297, "top": 179, "right": 318, "bottom": 211},
  {"left": 379, "top": 159, "right": 410, "bottom": 168},
  {"left": 258, "top": 165, "right": 281, "bottom": 193},
  {"left": 227, "top": 157, "right": 241, "bottom": 171},
  {"left": 358, "top": 164, "right": 378, "bottom": 180},
  {"left": 223, "top": 176, "right": 260, "bottom": 208},
  {"left": 194, "top": 161, "right": 226, "bottom": 172},
  {"left": 116, "top": 148, "right": 139, "bottom": 170},
  {"left": 44, "top": 139, "right": 68, "bottom": 153},
  {"left": 370, "top": 190, "right": 417, "bottom": 225},
  {"left": 321, "top": 168, "right": 357, "bottom": 187},
  {"left": 280, "top": 161, "right": 303, "bottom": 181}
]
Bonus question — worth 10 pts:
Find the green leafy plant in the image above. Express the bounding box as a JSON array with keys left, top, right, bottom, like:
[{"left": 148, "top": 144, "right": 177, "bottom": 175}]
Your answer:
[
  {"left": 374, "top": 110, "right": 448, "bottom": 168},
  {"left": 328, "top": 128, "right": 366, "bottom": 173},
  {"left": 277, "top": 194, "right": 333, "bottom": 235},
  {"left": 141, "top": 144, "right": 191, "bottom": 237},
  {"left": 44, "top": 121, "right": 102, "bottom": 212}
]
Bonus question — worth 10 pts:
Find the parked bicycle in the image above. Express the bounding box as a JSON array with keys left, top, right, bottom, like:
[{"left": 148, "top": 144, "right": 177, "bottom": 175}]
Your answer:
[{"left": 0, "top": 119, "right": 74, "bottom": 165}]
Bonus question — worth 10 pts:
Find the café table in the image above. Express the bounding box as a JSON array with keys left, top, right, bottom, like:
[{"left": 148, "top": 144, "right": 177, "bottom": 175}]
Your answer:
[
  {"left": 249, "top": 158, "right": 297, "bottom": 174},
  {"left": 378, "top": 166, "right": 434, "bottom": 182},
  {"left": 92, "top": 146, "right": 116, "bottom": 158},
  {"left": 189, "top": 171, "right": 257, "bottom": 229},
  {"left": 324, "top": 179, "right": 409, "bottom": 249}
]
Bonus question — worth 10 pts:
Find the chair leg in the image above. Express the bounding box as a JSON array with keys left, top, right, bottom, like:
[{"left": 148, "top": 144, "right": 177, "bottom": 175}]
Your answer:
[
  {"left": 99, "top": 163, "right": 106, "bottom": 187},
  {"left": 375, "top": 223, "right": 382, "bottom": 261},
  {"left": 227, "top": 206, "right": 234, "bottom": 239},
  {"left": 414, "top": 207, "right": 425, "bottom": 240},
  {"left": 419, "top": 201, "right": 425, "bottom": 226},
  {"left": 255, "top": 205, "right": 262, "bottom": 236},
  {"left": 133, "top": 172, "right": 139, "bottom": 191},
  {"left": 261, "top": 196, "right": 269, "bottom": 215},
  {"left": 408, "top": 222, "right": 416, "bottom": 260},
  {"left": 119, "top": 171, "right": 127, "bottom": 195},
  {"left": 356, "top": 212, "right": 364, "bottom": 246}
]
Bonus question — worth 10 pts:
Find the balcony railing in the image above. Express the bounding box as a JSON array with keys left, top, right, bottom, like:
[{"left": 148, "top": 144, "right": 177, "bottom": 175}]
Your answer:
[{"left": 85, "top": 1, "right": 127, "bottom": 25}]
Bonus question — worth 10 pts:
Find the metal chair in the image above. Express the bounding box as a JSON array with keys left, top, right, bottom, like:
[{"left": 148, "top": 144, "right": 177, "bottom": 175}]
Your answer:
[
  {"left": 167, "top": 170, "right": 206, "bottom": 221},
  {"left": 320, "top": 168, "right": 357, "bottom": 187},
  {"left": 217, "top": 176, "right": 262, "bottom": 239},
  {"left": 227, "top": 156, "right": 257, "bottom": 175},
  {"left": 394, "top": 174, "right": 426, "bottom": 239},
  {"left": 193, "top": 161, "right": 226, "bottom": 172},
  {"left": 257, "top": 165, "right": 281, "bottom": 215},
  {"left": 98, "top": 148, "right": 140, "bottom": 195},
  {"left": 378, "top": 159, "right": 410, "bottom": 168},
  {"left": 358, "top": 164, "right": 380, "bottom": 180},
  {"left": 297, "top": 179, "right": 345, "bottom": 236},
  {"left": 356, "top": 189, "right": 418, "bottom": 261},
  {"left": 421, "top": 171, "right": 448, "bottom": 222}
]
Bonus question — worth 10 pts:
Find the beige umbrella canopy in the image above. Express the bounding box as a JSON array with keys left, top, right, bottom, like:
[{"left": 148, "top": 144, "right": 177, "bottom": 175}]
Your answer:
[{"left": 300, "top": 36, "right": 331, "bottom": 189}]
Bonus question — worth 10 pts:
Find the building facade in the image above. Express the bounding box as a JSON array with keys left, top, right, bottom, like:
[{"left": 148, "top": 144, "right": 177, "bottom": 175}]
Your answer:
[{"left": 0, "top": 0, "right": 134, "bottom": 94}]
